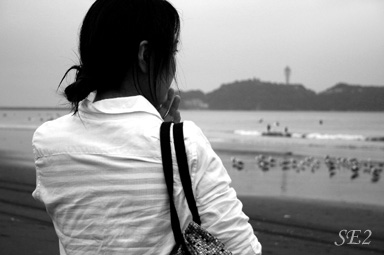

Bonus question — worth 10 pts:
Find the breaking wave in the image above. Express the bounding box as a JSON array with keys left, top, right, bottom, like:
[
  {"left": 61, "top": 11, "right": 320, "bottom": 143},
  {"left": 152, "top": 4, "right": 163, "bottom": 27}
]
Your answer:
[
  {"left": 0, "top": 124, "right": 38, "bottom": 130},
  {"left": 234, "top": 129, "right": 384, "bottom": 142}
]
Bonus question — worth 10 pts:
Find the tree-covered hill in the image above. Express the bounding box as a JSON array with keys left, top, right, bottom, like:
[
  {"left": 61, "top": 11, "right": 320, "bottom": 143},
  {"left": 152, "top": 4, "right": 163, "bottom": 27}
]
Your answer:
[{"left": 178, "top": 79, "right": 384, "bottom": 111}]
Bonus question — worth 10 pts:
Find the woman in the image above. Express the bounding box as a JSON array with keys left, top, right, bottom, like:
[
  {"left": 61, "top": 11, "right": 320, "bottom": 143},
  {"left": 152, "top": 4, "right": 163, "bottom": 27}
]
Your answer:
[{"left": 32, "top": 0, "right": 262, "bottom": 254}]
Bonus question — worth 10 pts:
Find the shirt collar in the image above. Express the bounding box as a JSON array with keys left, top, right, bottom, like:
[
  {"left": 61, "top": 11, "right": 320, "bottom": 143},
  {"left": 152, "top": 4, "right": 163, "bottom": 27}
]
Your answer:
[{"left": 79, "top": 93, "right": 163, "bottom": 120}]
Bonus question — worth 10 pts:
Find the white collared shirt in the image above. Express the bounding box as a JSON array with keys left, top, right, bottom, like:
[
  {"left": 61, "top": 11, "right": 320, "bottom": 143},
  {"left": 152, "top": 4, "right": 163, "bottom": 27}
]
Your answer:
[{"left": 32, "top": 95, "right": 261, "bottom": 255}]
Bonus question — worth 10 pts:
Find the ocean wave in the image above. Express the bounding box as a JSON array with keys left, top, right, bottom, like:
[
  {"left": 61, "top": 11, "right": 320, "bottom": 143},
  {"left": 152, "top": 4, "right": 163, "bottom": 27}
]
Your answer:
[
  {"left": 303, "top": 133, "right": 365, "bottom": 141},
  {"left": 234, "top": 129, "right": 384, "bottom": 142},
  {"left": 0, "top": 124, "right": 38, "bottom": 130},
  {"left": 234, "top": 130, "right": 262, "bottom": 136}
]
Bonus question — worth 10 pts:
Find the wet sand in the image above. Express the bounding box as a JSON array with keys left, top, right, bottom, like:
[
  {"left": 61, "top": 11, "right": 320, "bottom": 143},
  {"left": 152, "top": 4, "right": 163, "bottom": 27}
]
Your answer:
[{"left": 1, "top": 129, "right": 384, "bottom": 254}]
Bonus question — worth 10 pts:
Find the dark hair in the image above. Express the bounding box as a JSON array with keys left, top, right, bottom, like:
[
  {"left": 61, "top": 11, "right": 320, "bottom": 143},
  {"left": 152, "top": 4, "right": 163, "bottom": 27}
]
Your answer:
[{"left": 59, "top": 0, "right": 180, "bottom": 113}]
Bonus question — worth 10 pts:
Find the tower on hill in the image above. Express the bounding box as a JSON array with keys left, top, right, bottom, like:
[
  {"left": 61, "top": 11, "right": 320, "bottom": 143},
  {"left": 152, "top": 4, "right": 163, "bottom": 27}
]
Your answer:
[{"left": 284, "top": 66, "right": 291, "bottom": 85}]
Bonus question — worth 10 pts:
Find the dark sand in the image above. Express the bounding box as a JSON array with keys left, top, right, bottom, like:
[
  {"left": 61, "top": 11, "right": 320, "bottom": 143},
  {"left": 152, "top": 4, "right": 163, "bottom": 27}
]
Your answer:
[
  {"left": 1, "top": 152, "right": 384, "bottom": 255},
  {"left": 1, "top": 129, "right": 384, "bottom": 254}
]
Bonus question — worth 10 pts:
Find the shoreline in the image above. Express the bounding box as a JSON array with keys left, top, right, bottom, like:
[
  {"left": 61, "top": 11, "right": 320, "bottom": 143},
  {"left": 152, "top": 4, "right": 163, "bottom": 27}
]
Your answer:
[
  {"left": 1, "top": 128, "right": 383, "bottom": 207},
  {"left": 210, "top": 137, "right": 384, "bottom": 162},
  {"left": 1, "top": 152, "right": 384, "bottom": 254},
  {"left": 1, "top": 127, "right": 384, "bottom": 254}
]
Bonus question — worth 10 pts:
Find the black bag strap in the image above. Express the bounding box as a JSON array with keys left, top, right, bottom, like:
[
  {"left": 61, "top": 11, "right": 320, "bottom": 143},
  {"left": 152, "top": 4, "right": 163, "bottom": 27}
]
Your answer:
[
  {"left": 160, "top": 122, "right": 186, "bottom": 252},
  {"left": 173, "top": 123, "right": 201, "bottom": 225}
]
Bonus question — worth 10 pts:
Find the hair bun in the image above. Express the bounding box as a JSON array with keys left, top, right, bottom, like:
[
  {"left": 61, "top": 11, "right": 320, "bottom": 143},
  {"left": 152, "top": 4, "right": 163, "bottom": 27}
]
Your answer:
[{"left": 64, "top": 79, "right": 93, "bottom": 103}]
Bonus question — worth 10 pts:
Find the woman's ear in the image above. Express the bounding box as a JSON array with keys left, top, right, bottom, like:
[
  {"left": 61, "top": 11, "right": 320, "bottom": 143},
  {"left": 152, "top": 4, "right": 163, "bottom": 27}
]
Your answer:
[{"left": 138, "top": 40, "right": 149, "bottom": 73}]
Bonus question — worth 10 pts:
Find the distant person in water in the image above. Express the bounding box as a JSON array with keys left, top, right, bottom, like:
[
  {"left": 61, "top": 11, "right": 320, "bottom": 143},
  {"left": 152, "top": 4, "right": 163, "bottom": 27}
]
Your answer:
[{"left": 31, "top": 0, "right": 261, "bottom": 254}]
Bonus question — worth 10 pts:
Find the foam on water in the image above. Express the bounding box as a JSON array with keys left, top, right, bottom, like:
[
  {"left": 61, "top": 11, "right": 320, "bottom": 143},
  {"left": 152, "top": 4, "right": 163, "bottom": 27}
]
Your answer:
[
  {"left": 304, "top": 133, "right": 366, "bottom": 141},
  {"left": 234, "top": 129, "right": 384, "bottom": 143},
  {"left": 0, "top": 124, "right": 39, "bottom": 130},
  {"left": 234, "top": 130, "right": 262, "bottom": 136}
]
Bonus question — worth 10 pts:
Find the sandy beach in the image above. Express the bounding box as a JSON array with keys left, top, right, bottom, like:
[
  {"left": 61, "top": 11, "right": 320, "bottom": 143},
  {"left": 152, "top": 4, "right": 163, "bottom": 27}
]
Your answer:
[{"left": 1, "top": 128, "right": 384, "bottom": 255}]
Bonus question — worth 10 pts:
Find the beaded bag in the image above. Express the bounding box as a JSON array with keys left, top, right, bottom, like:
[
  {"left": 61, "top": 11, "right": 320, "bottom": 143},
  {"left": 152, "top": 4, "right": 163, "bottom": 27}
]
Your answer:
[{"left": 160, "top": 122, "right": 232, "bottom": 255}]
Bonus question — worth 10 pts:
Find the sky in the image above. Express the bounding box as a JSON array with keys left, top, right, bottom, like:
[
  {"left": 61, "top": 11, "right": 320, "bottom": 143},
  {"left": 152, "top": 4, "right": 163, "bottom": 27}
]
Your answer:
[{"left": 0, "top": 0, "right": 383, "bottom": 107}]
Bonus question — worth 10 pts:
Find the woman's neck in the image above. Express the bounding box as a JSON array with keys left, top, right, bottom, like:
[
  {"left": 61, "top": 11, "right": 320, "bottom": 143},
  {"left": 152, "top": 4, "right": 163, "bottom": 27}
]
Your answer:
[
  {"left": 93, "top": 89, "right": 139, "bottom": 102},
  {"left": 93, "top": 74, "right": 142, "bottom": 102}
]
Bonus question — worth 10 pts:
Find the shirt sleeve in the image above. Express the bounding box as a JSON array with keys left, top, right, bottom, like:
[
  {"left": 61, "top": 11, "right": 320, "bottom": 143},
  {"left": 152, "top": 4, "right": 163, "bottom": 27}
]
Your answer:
[
  {"left": 31, "top": 127, "right": 44, "bottom": 202},
  {"left": 183, "top": 121, "right": 262, "bottom": 255}
]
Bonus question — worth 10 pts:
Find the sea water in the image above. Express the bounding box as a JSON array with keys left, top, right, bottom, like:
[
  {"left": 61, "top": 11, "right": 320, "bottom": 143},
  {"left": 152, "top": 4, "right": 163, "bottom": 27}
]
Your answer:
[
  {"left": 2, "top": 109, "right": 383, "bottom": 139},
  {"left": 1, "top": 108, "right": 383, "bottom": 205},
  {"left": 182, "top": 110, "right": 384, "bottom": 141},
  {"left": 182, "top": 110, "right": 384, "bottom": 160}
]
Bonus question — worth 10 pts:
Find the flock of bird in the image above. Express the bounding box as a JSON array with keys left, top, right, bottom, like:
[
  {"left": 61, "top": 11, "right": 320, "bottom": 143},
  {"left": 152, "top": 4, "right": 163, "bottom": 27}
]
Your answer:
[
  {"left": 323, "top": 155, "right": 382, "bottom": 183},
  {"left": 231, "top": 154, "right": 383, "bottom": 183}
]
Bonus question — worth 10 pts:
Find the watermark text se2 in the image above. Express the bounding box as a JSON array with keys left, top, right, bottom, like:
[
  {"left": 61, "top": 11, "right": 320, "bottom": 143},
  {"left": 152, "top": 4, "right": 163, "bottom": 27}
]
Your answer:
[{"left": 334, "top": 230, "right": 371, "bottom": 246}]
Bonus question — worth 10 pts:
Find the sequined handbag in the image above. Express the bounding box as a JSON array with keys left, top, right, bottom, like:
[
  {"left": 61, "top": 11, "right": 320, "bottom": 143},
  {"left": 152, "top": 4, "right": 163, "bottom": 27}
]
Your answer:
[{"left": 160, "top": 122, "right": 232, "bottom": 255}]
